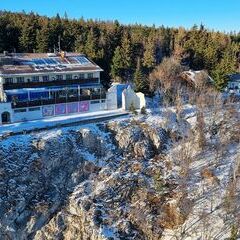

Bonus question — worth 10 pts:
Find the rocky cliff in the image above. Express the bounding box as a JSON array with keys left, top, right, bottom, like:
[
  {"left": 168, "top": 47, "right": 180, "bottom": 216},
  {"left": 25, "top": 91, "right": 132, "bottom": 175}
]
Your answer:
[{"left": 0, "top": 106, "right": 239, "bottom": 240}]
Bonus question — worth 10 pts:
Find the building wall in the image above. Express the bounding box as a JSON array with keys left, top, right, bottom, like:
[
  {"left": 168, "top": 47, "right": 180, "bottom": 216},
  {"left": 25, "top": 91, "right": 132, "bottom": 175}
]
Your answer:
[
  {"left": 106, "top": 84, "right": 129, "bottom": 110},
  {"left": 0, "top": 76, "right": 5, "bottom": 101},
  {"left": 0, "top": 102, "right": 12, "bottom": 124},
  {"left": 106, "top": 90, "right": 118, "bottom": 110},
  {"left": 12, "top": 107, "right": 42, "bottom": 122},
  {"left": 1, "top": 71, "right": 101, "bottom": 84},
  {"left": 0, "top": 100, "right": 106, "bottom": 125},
  {"left": 122, "top": 87, "right": 146, "bottom": 110},
  {"left": 227, "top": 80, "right": 240, "bottom": 93}
]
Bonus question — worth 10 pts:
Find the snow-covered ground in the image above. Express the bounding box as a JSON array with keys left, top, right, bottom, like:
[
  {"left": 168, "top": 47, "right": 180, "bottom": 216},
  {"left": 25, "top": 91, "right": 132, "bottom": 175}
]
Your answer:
[
  {"left": 0, "top": 109, "right": 128, "bottom": 136},
  {"left": 0, "top": 101, "right": 239, "bottom": 239}
]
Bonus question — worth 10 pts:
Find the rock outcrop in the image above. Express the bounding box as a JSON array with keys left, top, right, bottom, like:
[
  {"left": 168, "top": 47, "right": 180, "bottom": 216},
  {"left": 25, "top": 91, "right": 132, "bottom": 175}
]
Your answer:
[{"left": 0, "top": 115, "right": 193, "bottom": 240}]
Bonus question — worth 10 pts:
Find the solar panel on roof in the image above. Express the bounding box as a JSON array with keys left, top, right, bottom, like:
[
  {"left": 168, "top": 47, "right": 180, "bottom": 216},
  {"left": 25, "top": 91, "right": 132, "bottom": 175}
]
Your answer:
[
  {"left": 19, "top": 60, "right": 34, "bottom": 65},
  {"left": 54, "top": 58, "right": 64, "bottom": 64},
  {"left": 32, "top": 59, "right": 45, "bottom": 65},
  {"left": 74, "top": 56, "right": 90, "bottom": 65},
  {"left": 43, "top": 58, "right": 58, "bottom": 65}
]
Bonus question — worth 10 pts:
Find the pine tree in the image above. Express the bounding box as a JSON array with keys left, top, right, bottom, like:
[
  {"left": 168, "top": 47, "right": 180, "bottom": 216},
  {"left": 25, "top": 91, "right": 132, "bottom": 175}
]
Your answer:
[
  {"left": 36, "top": 21, "right": 51, "bottom": 52},
  {"left": 75, "top": 31, "right": 87, "bottom": 53},
  {"left": 143, "top": 35, "right": 155, "bottom": 68},
  {"left": 19, "top": 14, "right": 38, "bottom": 52},
  {"left": 134, "top": 58, "right": 148, "bottom": 93},
  {"left": 84, "top": 28, "right": 103, "bottom": 60},
  {"left": 111, "top": 46, "right": 124, "bottom": 82},
  {"left": 121, "top": 31, "right": 132, "bottom": 68},
  {"left": 212, "top": 46, "right": 237, "bottom": 90},
  {"left": 48, "top": 13, "right": 63, "bottom": 51}
]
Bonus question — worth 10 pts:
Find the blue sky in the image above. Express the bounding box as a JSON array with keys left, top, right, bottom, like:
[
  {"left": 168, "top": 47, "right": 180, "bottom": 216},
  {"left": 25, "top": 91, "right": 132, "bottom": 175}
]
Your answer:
[{"left": 1, "top": 0, "right": 240, "bottom": 32}]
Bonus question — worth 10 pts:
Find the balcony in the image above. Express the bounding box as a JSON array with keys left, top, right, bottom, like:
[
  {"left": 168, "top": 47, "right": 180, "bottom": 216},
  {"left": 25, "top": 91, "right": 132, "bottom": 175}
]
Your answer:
[
  {"left": 4, "top": 78, "right": 100, "bottom": 90},
  {"left": 11, "top": 93, "right": 106, "bottom": 108}
]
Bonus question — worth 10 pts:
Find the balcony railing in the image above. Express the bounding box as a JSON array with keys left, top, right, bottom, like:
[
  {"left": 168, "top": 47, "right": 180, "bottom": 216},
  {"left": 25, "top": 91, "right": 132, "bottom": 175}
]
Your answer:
[
  {"left": 4, "top": 78, "right": 100, "bottom": 90},
  {"left": 11, "top": 93, "right": 106, "bottom": 108}
]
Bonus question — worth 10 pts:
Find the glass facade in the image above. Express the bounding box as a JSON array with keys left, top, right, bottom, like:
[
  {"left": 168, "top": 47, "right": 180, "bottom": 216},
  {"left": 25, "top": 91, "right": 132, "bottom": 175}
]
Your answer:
[
  {"left": 42, "top": 75, "right": 49, "bottom": 82},
  {"left": 32, "top": 76, "right": 39, "bottom": 82},
  {"left": 17, "top": 77, "right": 24, "bottom": 83},
  {"left": 56, "top": 75, "right": 63, "bottom": 80},
  {"left": 5, "top": 78, "right": 13, "bottom": 84},
  {"left": 66, "top": 74, "right": 72, "bottom": 80}
]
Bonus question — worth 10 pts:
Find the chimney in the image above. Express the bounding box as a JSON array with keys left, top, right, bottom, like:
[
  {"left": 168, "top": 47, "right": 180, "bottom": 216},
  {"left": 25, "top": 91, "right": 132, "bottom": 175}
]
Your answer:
[{"left": 60, "top": 51, "right": 66, "bottom": 59}]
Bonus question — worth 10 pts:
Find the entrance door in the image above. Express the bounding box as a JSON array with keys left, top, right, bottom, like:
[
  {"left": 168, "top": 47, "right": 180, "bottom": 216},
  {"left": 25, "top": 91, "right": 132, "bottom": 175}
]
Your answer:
[{"left": 1, "top": 112, "right": 10, "bottom": 124}]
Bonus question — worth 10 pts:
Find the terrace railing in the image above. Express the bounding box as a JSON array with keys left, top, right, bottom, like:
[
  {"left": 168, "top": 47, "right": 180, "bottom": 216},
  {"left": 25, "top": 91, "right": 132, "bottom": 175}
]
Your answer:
[
  {"left": 11, "top": 93, "right": 106, "bottom": 108},
  {"left": 4, "top": 78, "right": 100, "bottom": 90}
]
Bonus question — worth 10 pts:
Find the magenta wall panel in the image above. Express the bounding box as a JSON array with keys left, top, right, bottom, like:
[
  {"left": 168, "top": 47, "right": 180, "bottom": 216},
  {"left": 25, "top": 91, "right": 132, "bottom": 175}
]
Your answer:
[
  {"left": 67, "top": 102, "right": 78, "bottom": 114},
  {"left": 55, "top": 104, "right": 66, "bottom": 115},
  {"left": 42, "top": 105, "right": 54, "bottom": 117},
  {"left": 79, "top": 101, "right": 89, "bottom": 112}
]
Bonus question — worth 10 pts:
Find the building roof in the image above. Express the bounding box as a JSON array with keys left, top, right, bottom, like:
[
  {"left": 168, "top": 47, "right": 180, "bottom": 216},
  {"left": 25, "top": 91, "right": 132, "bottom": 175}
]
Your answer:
[
  {"left": 228, "top": 73, "right": 240, "bottom": 82},
  {"left": 181, "top": 70, "right": 214, "bottom": 85},
  {"left": 0, "top": 52, "right": 103, "bottom": 76}
]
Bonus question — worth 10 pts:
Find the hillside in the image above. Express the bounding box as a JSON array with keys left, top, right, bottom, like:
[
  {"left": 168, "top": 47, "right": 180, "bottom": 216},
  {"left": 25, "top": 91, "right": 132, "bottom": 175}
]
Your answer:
[
  {"left": 0, "top": 103, "right": 239, "bottom": 239},
  {"left": 0, "top": 11, "right": 239, "bottom": 89}
]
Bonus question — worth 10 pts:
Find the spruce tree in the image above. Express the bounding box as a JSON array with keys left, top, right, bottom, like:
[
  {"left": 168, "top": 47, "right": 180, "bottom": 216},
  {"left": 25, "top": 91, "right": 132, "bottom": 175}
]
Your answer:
[
  {"left": 121, "top": 31, "right": 132, "bottom": 68},
  {"left": 212, "top": 46, "right": 237, "bottom": 91},
  {"left": 36, "top": 21, "right": 50, "bottom": 52},
  {"left": 143, "top": 36, "right": 155, "bottom": 68},
  {"left": 134, "top": 58, "right": 148, "bottom": 93},
  {"left": 19, "top": 14, "right": 38, "bottom": 52},
  {"left": 111, "top": 46, "right": 124, "bottom": 82},
  {"left": 84, "top": 28, "right": 103, "bottom": 60}
]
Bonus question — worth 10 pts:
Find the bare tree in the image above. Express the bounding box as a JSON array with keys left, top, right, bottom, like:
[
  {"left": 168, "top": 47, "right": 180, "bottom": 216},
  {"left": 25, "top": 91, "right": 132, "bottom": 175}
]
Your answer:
[{"left": 149, "top": 57, "right": 185, "bottom": 105}]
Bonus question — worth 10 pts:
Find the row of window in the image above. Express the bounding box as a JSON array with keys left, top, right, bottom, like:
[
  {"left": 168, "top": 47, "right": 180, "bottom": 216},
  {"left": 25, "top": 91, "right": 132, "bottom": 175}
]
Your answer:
[
  {"left": 13, "top": 100, "right": 106, "bottom": 113},
  {"left": 4, "top": 73, "right": 95, "bottom": 84},
  {"left": 14, "top": 107, "right": 40, "bottom": 113}
]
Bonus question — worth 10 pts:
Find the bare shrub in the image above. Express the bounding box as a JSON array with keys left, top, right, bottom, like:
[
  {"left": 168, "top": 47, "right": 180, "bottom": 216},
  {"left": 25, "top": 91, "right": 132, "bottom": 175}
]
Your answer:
[
  {"left": 195, "top": 110, "right": 206, "bottom": 150},
  {"left": 223, "top": 180, "right": 237, "bottom": 216}
]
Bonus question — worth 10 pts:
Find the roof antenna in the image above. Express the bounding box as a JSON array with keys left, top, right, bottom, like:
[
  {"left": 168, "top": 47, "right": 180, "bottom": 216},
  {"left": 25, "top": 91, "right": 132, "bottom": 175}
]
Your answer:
[{"left": 58, "top": 35, "right": 61, "bottom": 53}]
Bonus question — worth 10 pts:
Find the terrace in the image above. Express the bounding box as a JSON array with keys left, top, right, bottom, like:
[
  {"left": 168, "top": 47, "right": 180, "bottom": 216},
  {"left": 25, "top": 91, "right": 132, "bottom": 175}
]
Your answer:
[
  {"left": 3, "top": 77, "right": 99, "bottom": 90},
  {"left": 11, "top": 93, "right": 106, "bottom": 108},
  {"left": 5, "top": 85, "right": 106, "bottom": 108}
]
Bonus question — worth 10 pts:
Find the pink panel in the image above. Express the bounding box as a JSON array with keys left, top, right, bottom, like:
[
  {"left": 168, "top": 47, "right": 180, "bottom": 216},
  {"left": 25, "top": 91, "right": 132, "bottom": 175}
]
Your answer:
[
  {"left": 79, "top": 101, "right": 89, "bottom": 112},
  {"left": 67, "top": 102, "right": 78, "bottom": 114},
  {"left": 55, "top": 104, "right": 66, "bottom": 115},
  {"left": 42, "top": 105, "right": 54, "bottom": 117}
]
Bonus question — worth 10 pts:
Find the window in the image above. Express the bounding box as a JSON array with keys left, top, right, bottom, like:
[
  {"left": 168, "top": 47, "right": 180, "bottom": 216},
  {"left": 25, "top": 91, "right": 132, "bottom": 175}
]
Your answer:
[
  {"left": 16, "top": 77, "right": 24, "bottom": 83},
  {"left": 42, "top": 75, "right": 49, "bottom": 82},
  {"left": 5, "top": 78, "right": 13, "bottom": 84},
  {"left": 87, "top": 73, "right": 93, "bottom": 79},
  {"left": 32, "top": 76, "right": 39, "bottom": 82},
  {"left": 68, "top": 89, "right": 78, "bottom": 98},
  {"left": 79, "top": 73, "right": 85, "bottom": 79},
  {"left": 93, "top": 88, "right": 100, "bottom": 94},
  {"left": 91, "top": 100, "right": 100, "bottom": 104},
  {"left": 29, "top": 107, "right": 41, "bottom": 112},
  {"left": 66, "top": 74, "right": 72, "bottom": 80},
  {"left": 56, "top": 75, "right": 63, "bottom": 80},
  {"left": 14, "top": 109, "right": 26, "bottom": 113}
]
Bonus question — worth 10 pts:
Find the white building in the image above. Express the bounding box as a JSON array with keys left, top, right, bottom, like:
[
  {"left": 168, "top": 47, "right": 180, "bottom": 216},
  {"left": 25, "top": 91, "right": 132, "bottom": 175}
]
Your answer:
[
  {"left": 226, "top": 73, "right": 240, "bottom": 94},
  {"left": 0, "top": 52, "right": 107, "bottom": 124}
]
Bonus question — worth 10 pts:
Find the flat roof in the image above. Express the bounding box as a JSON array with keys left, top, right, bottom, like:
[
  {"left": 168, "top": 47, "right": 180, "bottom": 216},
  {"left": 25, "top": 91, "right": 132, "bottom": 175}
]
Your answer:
[{"left": 0, "top": 52, "right": 103, "bottom": 76}]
